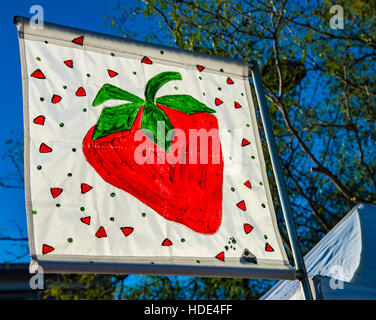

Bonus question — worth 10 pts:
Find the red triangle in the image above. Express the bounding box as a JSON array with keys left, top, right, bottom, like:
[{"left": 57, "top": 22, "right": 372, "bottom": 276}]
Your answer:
[
  {"left": 75, "top": 87, "right": 86, "bottom": 96},
  {"left": 162, "top": 238, "right": 172, "bottom": 246},
  {"left": 141, "top": 56, "right": 152, "bottom": 64},
  {"left": 265, "top": 243, "right": 274, "bottom": 252},
  {"left": 244, "top": 223, "right": 253, "bottom": 234},
  {"left": 95, "top": 226, "right": 107, "bottom": 238},
  {"left": 50, "top": 187, "right": 63, "bottom": 198},
  {"left": 72, "top": 36, "right": 84, "bottom": 46},
  {"left": 39, "top": 143, "right": 52, "bottom": 153},
  {"left": 215, "top": 98, "right": 223, "bottom": 106},
  {"left": 31, "top": 69, "right": 45, "bottom": 79},
  {"left": 42, "top": 244, "right": 54, "bottom": 254},
  {"left": 107, "top": 69, "right": 118, "bottom": 78},
  {"left": 234, "top": 101, "right": 242, "bottom": 109},
  {"left": 226, "top": 77, "right": 234, "bottom": 84},
  {"left": 236, "top": 200, "right": 246, "bottom": 211},
  {"left": 51, "top": 95, "right": 62, "bottom": 104},
  {"left": 64, "top": 60, "right": 73, "bottom": 68},
  {"left": 241, "top": 138, "right": 250, "bottom": 147},
  {"left": 196, "top": 65, "right": 205, "bottom": 72},
  {"left": 244, "top": 180, "right": 252, "bottom": 189},
  {"left": 80, "top": 216, "right": 91, "bottom": 225},
  {"left": 215, "top": 251, "right": 225, "bottom": 262},
  {"left": 81, "top": 183, "right": 92, "bottom": 194},
  {"left": 121, "top": 227, "right": 134, "bottom": 237},
  {"left": 33, "top": 115, "right": 45, "bottom": 125}
]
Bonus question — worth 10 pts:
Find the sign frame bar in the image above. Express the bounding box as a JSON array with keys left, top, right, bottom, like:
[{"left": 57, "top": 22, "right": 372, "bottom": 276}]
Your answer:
[{"left": 249, "top": 61, "right": 314, "bottom": 300}]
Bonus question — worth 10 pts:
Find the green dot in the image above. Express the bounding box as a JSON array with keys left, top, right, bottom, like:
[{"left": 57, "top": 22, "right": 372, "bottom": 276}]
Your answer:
[
  {"left": 225, "top": 246, "right": 229, "bottom": 251},
  {"left": 72, "top": 148, "right": 76, "bottom": 152},
  {"left": 86, "top": 73, "right": 90, "bottom": 77},
  {"left": 229, "top": 156, "right": 232, "bottom": 160},
  {"left": 110, "top": 192, "right": 116, "bottom": 197},
  {"left": 80, "top": 207, "right": 85, "bottom": 211},
  {"left": 67, "top": 238, "right": 73, "bottom": 243},
  {"left": 231, "top": 187, "right": 235, "bottom": 192},
  {"left": 133, "top": 71, "right": 137, "bottom": 75},
  {"left": 196, "top": 260, "right": 200, "bottom": 264},
  {"left": 36, "top": 57, "right": 41, "bottom": 61},
  {"left": 259, "top": 182, "right": 263, "bottom": 186},
  {"left": 220, "top": 68, "right": 224, "bottom": 72},
  {"left": 246, "top": 124, "right": 250, "bottom": 127},
  {"left": 203, "top": 92, "right": 206, "bottom": 96},
  {"left": 174, "top": 86, "right": 178, "bottom": 90},
  {"left": 63, "top": 85, "right": 67, "bottom": 89},
  {"left": 56, "top": 204, "right": 61, "bottom": 208},
  {"left": 32, "top": 210, "right": 37, "bottom": 215},
  {"left": 160, "top": 50, "right": 164, "bottom": 55},
  {"left": 83, "top": 108, "right": 87, "bottom": 112},
  {"left": 232, "top": 238, "right": 236, "bottom": 244},
  {"left": 181, "top": 238, "right": 185, "bottom": 243},
  {"left": 67, "top": 173, "right": 72, "bottom": 177},
  {"left": 142, "top": 212, "right": 146, "bottom": 217},
  {"left": 40, "top": 97, "right": 44, "bottom": 101},
  {"left": 227, "top": 129, "right": 231, "bottom": 133},
  {"left": 199, "top": 76, "right": 202, "bottom": 80},
  {"left": 218, "top": 87, "right": 222, "bottom": 91},
  {"left": 37, "top": 165, "right": 42, "bottom": 170},
  {"left": 110, "top": 217, "right": 115, "bottom": 222},
  {"left": 261, "top": 203, "right": 266, "bottom": 208},
  {"left": 59, "top": 123, "right": 64, "bottom": 127},
  {"left": 110, "top": 52, "right": 115, "bottom": 56},
  {"left": 251, "top": 155, "right": 256, "bottom": 159},
  {"left": 264, "top": 235, "right": 268, "bottom": 239},
  {"left": 241, "top": 93, "right": 244, "bottom": 96}
]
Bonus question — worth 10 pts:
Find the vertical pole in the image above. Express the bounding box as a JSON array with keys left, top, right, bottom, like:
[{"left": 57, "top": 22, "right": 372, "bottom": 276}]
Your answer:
[{"left": 250, "top": 61, "right": 313, "bottom": 300}]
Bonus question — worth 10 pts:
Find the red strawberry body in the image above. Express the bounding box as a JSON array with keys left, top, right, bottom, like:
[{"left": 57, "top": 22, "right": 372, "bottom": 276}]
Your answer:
[{"left": 83, "top": 104, "right": 223, "bottom": 234}]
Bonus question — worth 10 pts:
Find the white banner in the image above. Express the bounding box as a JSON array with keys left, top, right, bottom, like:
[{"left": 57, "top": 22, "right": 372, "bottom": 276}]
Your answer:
[{"left": 15, "top": 16, "right": 293, "bottom": 279}]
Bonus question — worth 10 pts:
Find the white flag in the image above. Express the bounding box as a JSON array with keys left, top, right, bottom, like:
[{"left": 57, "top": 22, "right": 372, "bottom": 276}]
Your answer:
[{"left": 15, "top": 16, "right": 293, "bottom": 279}]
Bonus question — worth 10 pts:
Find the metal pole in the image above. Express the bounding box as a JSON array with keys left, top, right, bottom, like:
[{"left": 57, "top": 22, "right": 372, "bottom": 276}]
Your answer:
[{"left": 249, "top": 60, "right": 314, "bottom": 300}]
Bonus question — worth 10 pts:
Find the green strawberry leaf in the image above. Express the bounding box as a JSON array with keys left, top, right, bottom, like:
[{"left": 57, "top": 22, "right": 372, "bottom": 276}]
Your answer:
[
  {"left": 92, "top": 84, "right": 144, "bottom": 107},
  {"left": 141, "top": 102, "right": 174, "bottom": 151},
  {"left": 91, "top": 72, "right": 214, "bottom": 148},
  {"left": 156, "top": 95, "right": 216, "bottom": 114},
  {"left": 144, "top": 72, "right": 182, "bottom": 103},
  {"left": 92, "top": 102, "right": 143, "bottom": 140}
]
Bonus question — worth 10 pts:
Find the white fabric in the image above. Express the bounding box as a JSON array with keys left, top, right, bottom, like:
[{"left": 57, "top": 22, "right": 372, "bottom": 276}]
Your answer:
[
  {"left": 16, "top": 17, "right": 291, "bottom": 276},
  {"left": 261, "top": 203, "right": 376, "bottom": 299}
]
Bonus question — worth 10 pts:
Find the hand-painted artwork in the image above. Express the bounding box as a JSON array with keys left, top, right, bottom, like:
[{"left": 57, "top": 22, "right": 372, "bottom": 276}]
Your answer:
[
  {"left": 83, "top": 72, "right": 223, "bottom": 234},
  {"left": 20, "top": 31, "right": 289, "bottom": 271}
]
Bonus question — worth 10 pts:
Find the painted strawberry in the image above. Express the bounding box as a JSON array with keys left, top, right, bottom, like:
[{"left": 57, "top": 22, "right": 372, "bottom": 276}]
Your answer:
[{"left": 83, "top": 72, "right": 224, "bottom": 234}]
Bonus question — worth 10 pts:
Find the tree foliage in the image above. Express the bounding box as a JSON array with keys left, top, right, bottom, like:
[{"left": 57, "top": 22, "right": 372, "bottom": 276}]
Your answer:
[{"left": 43, "top": 274, "right": 123, "bottom": 300}]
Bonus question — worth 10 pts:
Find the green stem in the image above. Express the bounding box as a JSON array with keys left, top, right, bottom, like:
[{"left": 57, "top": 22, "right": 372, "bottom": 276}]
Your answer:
[
  {"left": 143, "top": 101, "right": 157, "bottom": 112},
  {"left": 144, "top": 72, "right": 182, "bottom": 103}
]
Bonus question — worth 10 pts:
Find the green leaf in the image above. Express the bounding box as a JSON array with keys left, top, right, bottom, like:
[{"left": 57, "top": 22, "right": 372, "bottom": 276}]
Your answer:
[
  {"left": 156, "top": 95, "right": 216, "bottom": 114},
  {"left": 141, "top": 102, "right": 174, "bottom": 151},
  {"left": 92, "top": 84, "right": 144, "bottom": 107},
  {"left": 92, "top": 102, "right": 142, "bottom": 140},
  {"left": 144, "top": 72, "right": 182, "bottom": 103}
]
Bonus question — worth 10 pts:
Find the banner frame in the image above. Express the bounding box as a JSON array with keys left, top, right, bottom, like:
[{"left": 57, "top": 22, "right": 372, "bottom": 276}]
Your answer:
[
  {"left": 14, "top": 15, "right": 303, "bottom": 283},
  {"left": 249, "top": 61, "right": 313, "bottom": 300}
]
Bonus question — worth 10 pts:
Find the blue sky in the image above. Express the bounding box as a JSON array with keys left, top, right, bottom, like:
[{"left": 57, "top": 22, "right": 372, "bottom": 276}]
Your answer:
[{"left": 0, "top": 0, "right": 144, "bottom": 262}]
